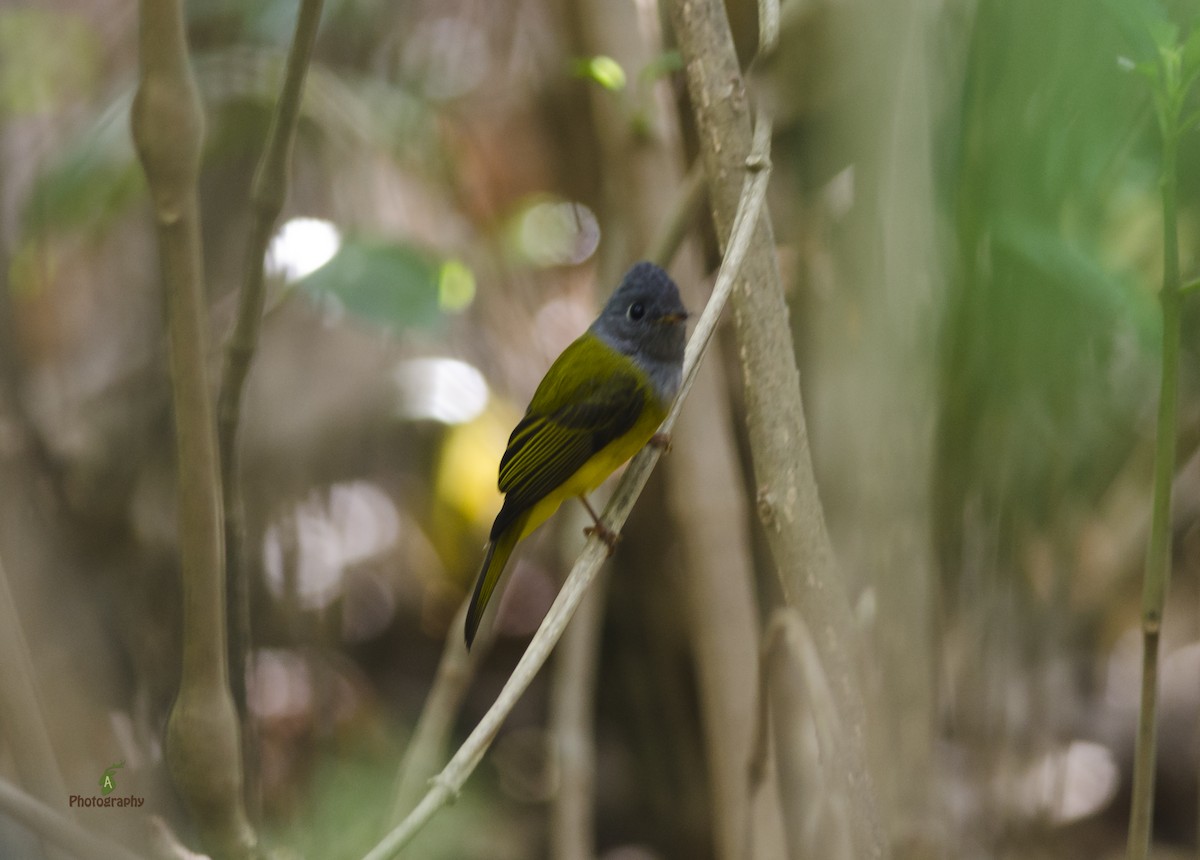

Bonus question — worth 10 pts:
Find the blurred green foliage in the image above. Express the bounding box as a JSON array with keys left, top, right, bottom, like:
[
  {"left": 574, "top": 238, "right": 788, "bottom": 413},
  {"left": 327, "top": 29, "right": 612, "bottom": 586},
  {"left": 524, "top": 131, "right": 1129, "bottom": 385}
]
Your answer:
[
  {"left": 25, "top": 106, "right": 144, "bottom": 234},
  {"left": 934, "top": 0, "right": 1195, "bottom": 572},
  {"left": 573, "top": 55, "right": 627, "bottom": 91},
  {"left": 274, "top": 744, "right": 531, "bottom": 860},
  {"left": 298, "top": 239, "right": 445, "bottom": 333}
]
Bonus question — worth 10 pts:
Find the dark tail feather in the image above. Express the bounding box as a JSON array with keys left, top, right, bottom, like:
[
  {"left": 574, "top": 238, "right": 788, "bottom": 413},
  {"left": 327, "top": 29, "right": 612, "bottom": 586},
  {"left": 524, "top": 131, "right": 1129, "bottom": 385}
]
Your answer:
[{"left": 465, "top": 526, "right": 521, "bottom": 649}]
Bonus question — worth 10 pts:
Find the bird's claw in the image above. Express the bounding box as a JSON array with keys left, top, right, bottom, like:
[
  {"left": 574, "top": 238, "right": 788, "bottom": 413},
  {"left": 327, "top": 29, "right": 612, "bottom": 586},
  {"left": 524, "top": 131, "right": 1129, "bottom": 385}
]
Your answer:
[
  {"left": 649, "top": 432, "right": 672, "bottom": 453},
  {"left": 584, "top": 522, "right": 621, "bottom": 556}
]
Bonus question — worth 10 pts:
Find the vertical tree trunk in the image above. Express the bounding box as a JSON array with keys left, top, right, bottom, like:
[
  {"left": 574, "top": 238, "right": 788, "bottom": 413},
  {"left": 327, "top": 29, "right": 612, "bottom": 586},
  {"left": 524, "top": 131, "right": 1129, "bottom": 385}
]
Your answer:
[
  {"left": 666, "top": 0, "right": 888, "bottom": 856},
  {"left": 130, "top": 0, "right": 256, "bottom": 854}
]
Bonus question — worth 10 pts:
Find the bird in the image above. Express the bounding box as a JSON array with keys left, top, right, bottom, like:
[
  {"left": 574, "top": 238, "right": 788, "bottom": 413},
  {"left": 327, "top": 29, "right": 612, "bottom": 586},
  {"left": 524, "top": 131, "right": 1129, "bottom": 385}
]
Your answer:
[{"left": 464, "top": 261, "right": 688, "bottom": 648}]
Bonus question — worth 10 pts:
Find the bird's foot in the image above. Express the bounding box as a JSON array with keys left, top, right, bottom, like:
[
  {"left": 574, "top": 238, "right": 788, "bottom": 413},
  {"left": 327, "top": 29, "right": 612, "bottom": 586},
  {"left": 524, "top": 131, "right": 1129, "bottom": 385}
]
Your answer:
[
  {"left": 584, "top": 522, "right": 621, "bottom": 556},
  {"left": 579, "top": 496, "right": 620, "bottom": 555}
]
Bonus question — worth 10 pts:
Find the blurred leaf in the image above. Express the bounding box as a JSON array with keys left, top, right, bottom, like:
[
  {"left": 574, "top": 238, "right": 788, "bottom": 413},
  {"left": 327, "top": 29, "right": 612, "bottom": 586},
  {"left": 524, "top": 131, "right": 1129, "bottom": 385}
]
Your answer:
[
  {"left": 1118, "top": 56, "right": 1160, "bottom": 83},
  {"left": 436, "top": 259, "right": 476, "bottom": 311},
  {"left": 994, "top": 216, "right": 1154, "bottom": 332},
  {"left": 1103, "top": 0, "right": 1172, "bottom": 60},
  {"left": 0, "top": 9, "right": 99, "bottom": 115},
  {"left": 1148, "top": 17, "right": 1180, "bottom": 52},
  {"left": 937, "top": 0, "right": 1161, "bottom": 568},
  {"left": 298, "top": 239, "right": 444, "bottom": 332},
  {"left": 282, "top": 750, "right": 393, "bottom": 860},
  {"left": 25, "top": 103, "right": 145, "bottom": 233},
  {"left": 277, "top": 743, "right": 534, "bottom": 860},
  {"left": 1184, "top": 24, "right": 1200, "bottom": 78},
  {"left": 573, "top": 55, "right": 627, "bottom": 91}
]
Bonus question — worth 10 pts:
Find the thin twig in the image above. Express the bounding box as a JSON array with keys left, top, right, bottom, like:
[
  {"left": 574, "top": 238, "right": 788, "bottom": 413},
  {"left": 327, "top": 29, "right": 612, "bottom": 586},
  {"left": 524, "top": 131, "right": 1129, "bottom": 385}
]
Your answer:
[
  {"left": 360, "top": 111, "right": 774, "bottom": 860},
  {"left": 549, "top": 574, "right": 606, "bottom": 860},
  {"left": 130, "top": 0, "right": 254, "bottom": 854},
  {"left": 1126, "top": 45, "right": 1188, "bottom": 860},
  {"left": 215, "top": 0, "right": 325, "bottom": 817},
  {"left": 0, "top": 555, "right": 72, "bottom": 860},
  {"left": 762, "top": 609, "right": 854, "bottom": 860},
  {"left": 386, "top": 598, "right": 493, "bottom": 825},
  {"left": 0, "top": 776, "right": 149, "bottom": 860}
]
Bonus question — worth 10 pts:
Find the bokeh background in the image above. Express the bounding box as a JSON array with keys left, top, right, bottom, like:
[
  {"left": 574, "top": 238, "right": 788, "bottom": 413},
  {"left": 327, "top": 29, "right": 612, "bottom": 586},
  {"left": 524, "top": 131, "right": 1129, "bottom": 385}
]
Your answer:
[{"left": 1, "top": 0, "right": 1199, "bottom": 858}]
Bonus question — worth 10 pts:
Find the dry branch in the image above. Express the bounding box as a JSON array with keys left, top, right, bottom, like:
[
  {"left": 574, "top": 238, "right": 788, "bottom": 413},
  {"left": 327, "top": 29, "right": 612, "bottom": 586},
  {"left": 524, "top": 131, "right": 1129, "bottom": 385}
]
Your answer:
[
  {"left": 215, "top": 0, "right": 325, "bottom": 816},
  {"left": 218, "top": 0, "right": 324, "bottom": 673}
]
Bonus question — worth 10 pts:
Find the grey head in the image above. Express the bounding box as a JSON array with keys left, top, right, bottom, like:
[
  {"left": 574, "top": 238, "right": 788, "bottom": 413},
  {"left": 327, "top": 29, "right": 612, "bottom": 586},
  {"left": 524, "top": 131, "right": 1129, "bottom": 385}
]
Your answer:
[{"left": 590, "top": 261, "right": 688, "bottom": 404}]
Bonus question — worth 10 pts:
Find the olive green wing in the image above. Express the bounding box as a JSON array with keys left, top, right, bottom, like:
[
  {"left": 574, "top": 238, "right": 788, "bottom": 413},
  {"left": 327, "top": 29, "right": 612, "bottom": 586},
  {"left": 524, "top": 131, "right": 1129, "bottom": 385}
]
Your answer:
[{"left": 491, "top": 356, "right": 645, "bottom": 539}]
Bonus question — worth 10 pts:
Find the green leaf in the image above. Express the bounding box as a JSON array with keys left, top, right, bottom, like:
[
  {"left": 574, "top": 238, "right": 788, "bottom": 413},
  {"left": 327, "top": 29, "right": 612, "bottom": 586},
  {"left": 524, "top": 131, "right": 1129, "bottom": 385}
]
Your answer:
[
  {"left": 572, "top": 56, "right": 626, "bottom": 91},
  {"left": 298, "top": 240, "right": 444, "bottom": 332}
]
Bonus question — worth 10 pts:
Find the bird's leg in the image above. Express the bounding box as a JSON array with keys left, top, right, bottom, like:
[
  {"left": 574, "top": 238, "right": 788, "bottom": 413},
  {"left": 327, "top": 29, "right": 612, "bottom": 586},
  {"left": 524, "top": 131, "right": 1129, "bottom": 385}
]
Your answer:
[
  {"left": 579, "top": 496, "right": 620, "bottom": 555},
  {"left": 649, "top": 432, "right": 672, "bottom": 453}
]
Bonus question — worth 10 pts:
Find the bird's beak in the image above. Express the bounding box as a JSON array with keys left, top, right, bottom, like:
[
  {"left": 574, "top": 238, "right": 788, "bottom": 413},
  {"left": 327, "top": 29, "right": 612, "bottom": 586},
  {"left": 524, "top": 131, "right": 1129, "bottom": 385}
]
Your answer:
[{"left": 659, "top": 311, "right": 689, "bottom": 325}]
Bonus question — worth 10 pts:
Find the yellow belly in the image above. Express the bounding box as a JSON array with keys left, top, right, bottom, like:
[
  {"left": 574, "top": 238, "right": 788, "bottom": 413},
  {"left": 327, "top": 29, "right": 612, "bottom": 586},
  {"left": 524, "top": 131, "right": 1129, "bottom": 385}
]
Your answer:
[{"left": 517, "top": 401, "right": 666, "bottom": 540}]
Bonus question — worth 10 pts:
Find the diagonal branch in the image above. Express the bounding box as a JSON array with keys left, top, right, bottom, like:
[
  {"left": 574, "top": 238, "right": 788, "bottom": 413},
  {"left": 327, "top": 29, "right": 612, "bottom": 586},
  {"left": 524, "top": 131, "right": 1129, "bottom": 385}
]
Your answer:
[
  {"left": 360, "top": 112, "right": 774, "bottom": 860},
  {"left": 0, "top": 554, "right": 72, "bottom": 860},
  {"left": 215, "top": 0, "right": 325, "bottom": 813}
]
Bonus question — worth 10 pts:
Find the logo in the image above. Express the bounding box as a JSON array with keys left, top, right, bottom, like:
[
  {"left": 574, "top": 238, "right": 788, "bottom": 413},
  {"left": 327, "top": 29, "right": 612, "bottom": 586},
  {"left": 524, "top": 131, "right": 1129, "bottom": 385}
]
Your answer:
[
  {"left": 68, "top": 760, "right": 144, "bottom": 809},
  {"left": 99, "top": 761, "right": 123, "bottom": 796}
]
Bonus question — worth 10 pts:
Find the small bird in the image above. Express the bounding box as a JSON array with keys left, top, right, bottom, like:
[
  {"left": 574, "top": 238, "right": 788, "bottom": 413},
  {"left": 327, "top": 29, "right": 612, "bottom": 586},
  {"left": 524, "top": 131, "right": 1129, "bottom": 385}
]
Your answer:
[{"left": 465, "top": 262, "right": 688, "bottom": 648}]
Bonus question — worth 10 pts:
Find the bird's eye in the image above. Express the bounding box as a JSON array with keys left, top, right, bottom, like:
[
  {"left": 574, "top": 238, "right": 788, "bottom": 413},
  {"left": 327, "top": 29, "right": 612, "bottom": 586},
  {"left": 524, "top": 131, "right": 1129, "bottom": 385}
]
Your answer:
[{"left": 627, "top": 302, "right": 645, "bottom": 321}]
